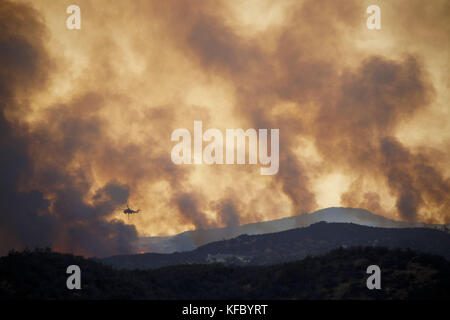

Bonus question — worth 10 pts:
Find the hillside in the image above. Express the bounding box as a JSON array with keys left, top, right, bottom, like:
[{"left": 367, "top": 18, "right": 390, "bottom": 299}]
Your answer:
[
  {"left": 103, "top": 222, "right": 450, "bottom": 270},
  {"left": 136, "top": 207, "right": 448, "bottom": 253},
  {"left": 1, "top": 247, "right": 449, "bottom": 300}
]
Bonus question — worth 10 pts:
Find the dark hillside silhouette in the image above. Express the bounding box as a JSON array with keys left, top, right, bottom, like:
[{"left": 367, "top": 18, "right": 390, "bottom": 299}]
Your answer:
[
  {"left": 1, "top": 247, "right": 449, "bottom": 300},
  {"left": 103, "top": 222, "right": 450, "bottom": 270}
]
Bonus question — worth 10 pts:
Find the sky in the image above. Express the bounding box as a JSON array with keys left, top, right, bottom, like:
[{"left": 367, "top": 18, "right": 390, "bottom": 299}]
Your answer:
[{"left": 0, "top": 0, "right": 449, "bottom": 257}]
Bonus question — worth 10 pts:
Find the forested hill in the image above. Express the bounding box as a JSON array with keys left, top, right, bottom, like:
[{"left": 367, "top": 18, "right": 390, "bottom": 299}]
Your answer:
[
  {"left": 1, "top": 247, "right": 449, "bottom": 299},
  {"left": 102, "top": 222, "right": 450, "bottom": 270}
]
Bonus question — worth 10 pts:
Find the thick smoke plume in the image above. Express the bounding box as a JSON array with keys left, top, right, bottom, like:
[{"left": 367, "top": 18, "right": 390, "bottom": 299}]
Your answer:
[
  {"left": 0, "top": 0, "right": 448, "bottom": 256},
  {"left": 0, "top": 1, "right": 137, "bottom": 257}
]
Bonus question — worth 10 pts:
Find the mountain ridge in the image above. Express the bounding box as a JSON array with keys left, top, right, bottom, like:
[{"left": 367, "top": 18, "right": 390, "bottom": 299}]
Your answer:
[
  {"left": 136, "top": 207, "right": 448, "bottom": 254},
  {"left": 106, "top": 221, "right": 450, "bottom": 270}
]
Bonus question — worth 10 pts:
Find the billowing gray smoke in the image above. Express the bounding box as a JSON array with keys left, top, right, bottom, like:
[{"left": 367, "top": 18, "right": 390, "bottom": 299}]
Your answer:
[{"left": 0, "top": 1, "right": 138, "bottom": 257}]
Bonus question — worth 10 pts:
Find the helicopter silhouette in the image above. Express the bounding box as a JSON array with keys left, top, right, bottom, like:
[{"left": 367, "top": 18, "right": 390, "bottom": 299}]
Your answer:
[{"left": 121, "top": 203, "right": 141, "bottom": 219}]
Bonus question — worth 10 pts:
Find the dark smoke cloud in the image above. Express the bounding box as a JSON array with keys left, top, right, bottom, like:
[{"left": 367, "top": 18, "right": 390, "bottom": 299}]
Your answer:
[
  {"left": 380, "top": 137, "right": 450, "bottom": 222},
  {"left": 174, "top": 192, "right": 211, "bottom": 230},
  {"left": 0, "top": 0, "right": 55, "bottom": 255},
  {"left": 278, "top": 152, "right": 317, "bottom": 215},
  {"left": 213, "top": 198, "right": 240, "bottom": 228},
  {"left": 0, "top": 1, "right": 138, "bottom": 257},
  {"left": 163, "top": 0, "right": 448, "bottom": 222},
  {"left": 1, "top": 0, "right": 449, "bottom": 257},
  {"left": 173, "top": 195, "right": 243, "bottom": 246},
  {"left": 314, "top": 55, "right": 447, "bottom": 221}
]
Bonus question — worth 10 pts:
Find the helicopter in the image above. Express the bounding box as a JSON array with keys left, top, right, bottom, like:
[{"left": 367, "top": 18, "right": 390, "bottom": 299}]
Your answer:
[{"left": 121, "top": 204, "right": 141, "bottom": 219}]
